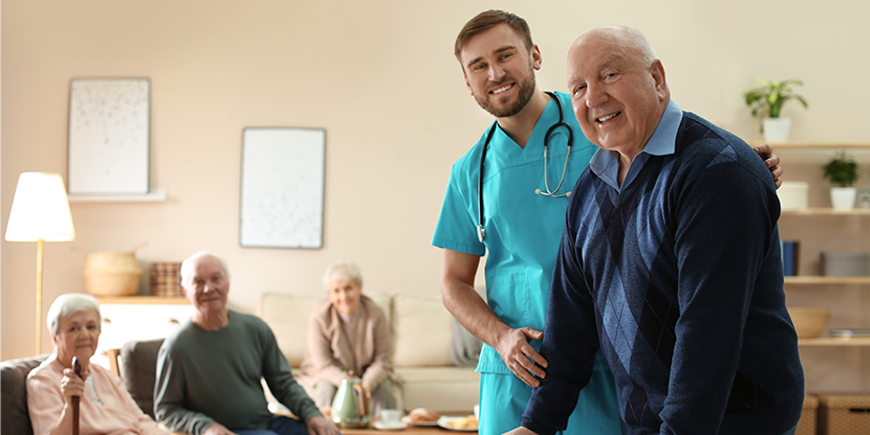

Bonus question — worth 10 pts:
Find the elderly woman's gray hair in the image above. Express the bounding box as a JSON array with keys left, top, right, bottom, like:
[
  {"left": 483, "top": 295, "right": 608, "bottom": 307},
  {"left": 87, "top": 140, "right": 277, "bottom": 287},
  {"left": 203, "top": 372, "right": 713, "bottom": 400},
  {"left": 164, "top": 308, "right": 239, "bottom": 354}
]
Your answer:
[
  {"left": 322, "top": 262, "right": 363, "bottom": 288},
  {"left": 47, "top": 293, "right": 102, "bottom": 336}
]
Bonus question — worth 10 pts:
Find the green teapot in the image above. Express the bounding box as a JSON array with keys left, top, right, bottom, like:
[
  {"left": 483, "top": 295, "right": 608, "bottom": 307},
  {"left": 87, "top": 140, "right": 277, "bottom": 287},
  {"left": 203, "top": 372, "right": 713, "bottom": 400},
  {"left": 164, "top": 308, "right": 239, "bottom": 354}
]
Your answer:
[{"left": 330, "top": 373, "right": 370, "bottom": 428}]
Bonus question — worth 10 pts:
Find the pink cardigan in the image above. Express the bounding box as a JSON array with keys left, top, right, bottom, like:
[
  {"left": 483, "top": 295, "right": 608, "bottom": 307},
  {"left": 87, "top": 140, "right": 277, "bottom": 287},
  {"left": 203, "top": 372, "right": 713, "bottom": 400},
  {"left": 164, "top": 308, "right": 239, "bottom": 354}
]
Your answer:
[
  {"left": 300, "top": 295, "right": 394, "bottom": 389},
  {"left": 26, "top": 354, "right": 168, "bottom": 435}
]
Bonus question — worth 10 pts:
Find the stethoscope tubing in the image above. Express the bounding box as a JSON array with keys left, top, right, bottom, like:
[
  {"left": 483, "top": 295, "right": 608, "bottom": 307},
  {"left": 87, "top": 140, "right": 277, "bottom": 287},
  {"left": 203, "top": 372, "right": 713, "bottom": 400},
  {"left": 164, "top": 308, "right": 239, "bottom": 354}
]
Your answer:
[{"left": 477, "top": 91, "right": 574, "bottom": 243}]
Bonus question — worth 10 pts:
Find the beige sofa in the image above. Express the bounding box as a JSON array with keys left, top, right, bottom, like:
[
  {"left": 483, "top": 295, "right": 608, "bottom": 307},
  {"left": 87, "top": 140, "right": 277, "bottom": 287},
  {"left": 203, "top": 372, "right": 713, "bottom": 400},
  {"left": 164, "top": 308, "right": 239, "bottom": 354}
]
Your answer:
[{"left": 258, "top": 292, "right": 480, "bottom": 414}]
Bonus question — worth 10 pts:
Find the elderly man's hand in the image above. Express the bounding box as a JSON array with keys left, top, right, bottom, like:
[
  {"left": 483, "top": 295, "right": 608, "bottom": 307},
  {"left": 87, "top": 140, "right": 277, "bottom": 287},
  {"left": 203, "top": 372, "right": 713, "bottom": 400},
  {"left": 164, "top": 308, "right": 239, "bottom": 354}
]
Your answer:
[
  {"left": 503, "top": 426, "right": 539, "bottom": 435},
  {"left": 203, "top": 422, "right": 237, "bottom": 435},
  {"left": 306, "top": 416, "right": 340, "bottom": 435}
]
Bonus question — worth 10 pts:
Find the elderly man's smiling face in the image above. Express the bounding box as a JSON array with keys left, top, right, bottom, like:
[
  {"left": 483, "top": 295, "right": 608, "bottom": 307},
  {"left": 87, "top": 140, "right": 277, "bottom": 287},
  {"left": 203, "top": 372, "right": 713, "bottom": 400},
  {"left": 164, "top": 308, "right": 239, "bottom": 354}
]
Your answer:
[
  {"left": 566, "top": 28, "right": 669, "bottom": 159},
  {"left": 182, "top": 255, "right": 230, "bottom": 316}
]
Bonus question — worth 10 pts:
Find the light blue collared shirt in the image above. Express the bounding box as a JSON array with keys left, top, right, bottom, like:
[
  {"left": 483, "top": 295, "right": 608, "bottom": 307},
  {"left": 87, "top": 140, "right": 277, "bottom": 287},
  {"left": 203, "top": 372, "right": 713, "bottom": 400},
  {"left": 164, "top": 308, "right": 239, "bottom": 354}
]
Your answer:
[{"left": 589, "top": 99, "right": 683, "bottom": 191}]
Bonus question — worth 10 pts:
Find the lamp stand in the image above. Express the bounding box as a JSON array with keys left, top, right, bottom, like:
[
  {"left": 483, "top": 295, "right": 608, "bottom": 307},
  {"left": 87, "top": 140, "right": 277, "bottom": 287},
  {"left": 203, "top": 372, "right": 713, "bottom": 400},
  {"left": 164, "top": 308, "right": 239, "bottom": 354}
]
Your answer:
[{"left": 36, "top": 238, "right": 44, "bottom": 355}]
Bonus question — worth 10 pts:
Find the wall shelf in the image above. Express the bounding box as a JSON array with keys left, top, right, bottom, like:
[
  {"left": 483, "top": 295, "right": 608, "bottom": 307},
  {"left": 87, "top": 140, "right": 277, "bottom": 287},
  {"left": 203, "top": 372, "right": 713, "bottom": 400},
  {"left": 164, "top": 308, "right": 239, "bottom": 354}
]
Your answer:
[
  {"left": 750, "top": 142, "right": 870, "bottom": 149},
  {"left": 785, "top": 276, "right": 870, "bottom": 285},
  {"left": 95, "top": 295, "right": 187, "bottom": 304},
  {"left": 68, "top": 188, "right": 167, "bottom": 203},
  {"left": 782, "top": 208, "right": 870, "bottom": 216},
  {"left": 798, "top": 337, "right": 870, "bottom": 346}
]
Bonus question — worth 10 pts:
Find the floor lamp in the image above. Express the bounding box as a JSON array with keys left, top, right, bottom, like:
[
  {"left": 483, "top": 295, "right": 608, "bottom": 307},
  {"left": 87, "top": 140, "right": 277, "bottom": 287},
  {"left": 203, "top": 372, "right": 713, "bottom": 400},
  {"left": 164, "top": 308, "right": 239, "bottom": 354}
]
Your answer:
[{"left": 5, "top": 172, "right": 75, "bottom": 355}]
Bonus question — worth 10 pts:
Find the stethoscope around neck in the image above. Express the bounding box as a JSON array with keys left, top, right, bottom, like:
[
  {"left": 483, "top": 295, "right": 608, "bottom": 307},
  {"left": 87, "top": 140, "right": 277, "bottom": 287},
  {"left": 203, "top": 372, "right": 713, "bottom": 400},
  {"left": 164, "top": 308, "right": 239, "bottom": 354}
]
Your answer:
[{"left": 476, "top": 91, "right": 574, "bottom": 243}]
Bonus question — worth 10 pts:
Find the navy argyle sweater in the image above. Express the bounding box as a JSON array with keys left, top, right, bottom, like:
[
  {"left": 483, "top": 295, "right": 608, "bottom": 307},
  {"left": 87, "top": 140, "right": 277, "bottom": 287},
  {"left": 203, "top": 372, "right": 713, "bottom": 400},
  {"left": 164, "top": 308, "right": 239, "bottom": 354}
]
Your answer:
[{"left": 522, "top": 112, "right": 804, "bottom": 435}]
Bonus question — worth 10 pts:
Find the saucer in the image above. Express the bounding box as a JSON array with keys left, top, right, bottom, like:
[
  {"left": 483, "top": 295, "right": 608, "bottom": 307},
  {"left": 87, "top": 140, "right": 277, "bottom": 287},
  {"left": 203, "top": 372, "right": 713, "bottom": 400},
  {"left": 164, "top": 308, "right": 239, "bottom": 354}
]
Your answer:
[{"left": 373, "top": 421, "right": 409, "bottom": 431}]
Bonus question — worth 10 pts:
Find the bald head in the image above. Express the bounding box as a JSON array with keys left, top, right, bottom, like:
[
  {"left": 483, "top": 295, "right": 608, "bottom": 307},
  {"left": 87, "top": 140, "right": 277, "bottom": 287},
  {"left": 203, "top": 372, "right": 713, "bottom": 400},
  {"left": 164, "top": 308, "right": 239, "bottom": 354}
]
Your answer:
[
  {"left": 565, "top": 26, "right": 669, "bottom": 160},
  {"left": 570, "top": 27, "right": 658, "bottom": 71}
]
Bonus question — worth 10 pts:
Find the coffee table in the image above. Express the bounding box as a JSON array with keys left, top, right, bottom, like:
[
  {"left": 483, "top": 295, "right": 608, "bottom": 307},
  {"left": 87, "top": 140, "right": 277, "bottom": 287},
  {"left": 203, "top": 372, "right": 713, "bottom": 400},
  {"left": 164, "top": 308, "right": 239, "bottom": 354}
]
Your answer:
[
  {"left": 340, "top": 420, "right": 477, "bottom": 434},
  {"left": 341, "top": 426, "right": 448, "bottom": 435}
]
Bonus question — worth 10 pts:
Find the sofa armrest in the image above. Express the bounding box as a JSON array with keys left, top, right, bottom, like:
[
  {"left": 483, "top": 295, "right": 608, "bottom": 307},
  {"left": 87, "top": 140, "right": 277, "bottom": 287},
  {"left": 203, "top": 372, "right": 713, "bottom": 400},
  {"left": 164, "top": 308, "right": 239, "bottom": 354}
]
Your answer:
[{"left": 1, "top": 354, "right": 49, "bottom": 435}]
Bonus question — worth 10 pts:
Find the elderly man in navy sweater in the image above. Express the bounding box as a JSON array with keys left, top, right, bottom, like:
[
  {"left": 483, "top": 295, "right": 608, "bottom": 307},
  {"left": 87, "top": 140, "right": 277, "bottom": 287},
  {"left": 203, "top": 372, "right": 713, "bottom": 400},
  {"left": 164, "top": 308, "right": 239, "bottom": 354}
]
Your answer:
[{"left": 507, "top": 27, "right": 804, "bottom": 435}]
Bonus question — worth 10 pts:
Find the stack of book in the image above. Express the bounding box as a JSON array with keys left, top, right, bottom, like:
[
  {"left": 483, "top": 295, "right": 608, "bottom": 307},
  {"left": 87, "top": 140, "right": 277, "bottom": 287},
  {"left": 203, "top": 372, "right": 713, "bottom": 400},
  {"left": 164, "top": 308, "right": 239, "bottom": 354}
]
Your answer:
[{"left": 150, "top": 262, "right": 183, "bottom": 297}]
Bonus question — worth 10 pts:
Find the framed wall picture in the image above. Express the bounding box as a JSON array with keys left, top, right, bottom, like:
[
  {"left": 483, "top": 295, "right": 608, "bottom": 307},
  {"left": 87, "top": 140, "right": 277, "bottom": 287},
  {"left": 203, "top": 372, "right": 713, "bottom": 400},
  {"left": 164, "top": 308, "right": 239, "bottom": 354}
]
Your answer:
[
  {"left": 240, "top": 127, "right": 325, "bottom": 249},
  {"left": 67, "top": 78, "right": 151, "bottom": 195}
]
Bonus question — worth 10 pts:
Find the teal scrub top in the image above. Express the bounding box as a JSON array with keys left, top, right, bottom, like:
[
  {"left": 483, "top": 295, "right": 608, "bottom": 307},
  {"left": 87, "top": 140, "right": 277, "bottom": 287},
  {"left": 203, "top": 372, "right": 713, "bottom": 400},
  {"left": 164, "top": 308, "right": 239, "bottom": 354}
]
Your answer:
[{"left": 432, "top": 91, "right": 597, "bottom": 375}]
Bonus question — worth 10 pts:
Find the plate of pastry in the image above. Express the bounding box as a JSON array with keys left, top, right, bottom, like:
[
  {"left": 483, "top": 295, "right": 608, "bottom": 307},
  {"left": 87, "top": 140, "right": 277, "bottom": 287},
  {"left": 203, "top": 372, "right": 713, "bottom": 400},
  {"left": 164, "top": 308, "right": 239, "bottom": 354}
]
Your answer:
[{"left": 437, "top": 416, "right": 479, "bottom": 432}]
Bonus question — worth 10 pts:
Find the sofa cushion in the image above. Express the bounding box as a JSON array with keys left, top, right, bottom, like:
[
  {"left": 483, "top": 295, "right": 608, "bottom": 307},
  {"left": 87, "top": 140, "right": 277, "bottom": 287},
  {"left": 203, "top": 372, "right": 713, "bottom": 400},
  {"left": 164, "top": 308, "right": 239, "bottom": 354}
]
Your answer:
[
  {"left": 1, "top": 354, "right": 49, "bottom": 435},
  {"left": 259, "top": 292, "right": 392, "bottom": 367},
  {"left": 392, "top": 294, "right": 452, "bottom": 367},
  {"left": 259, "top": 293, "right": 322, "bottom": 367},
  {"left": 119, "top": 338, "right": 164, "bottom": 418}
]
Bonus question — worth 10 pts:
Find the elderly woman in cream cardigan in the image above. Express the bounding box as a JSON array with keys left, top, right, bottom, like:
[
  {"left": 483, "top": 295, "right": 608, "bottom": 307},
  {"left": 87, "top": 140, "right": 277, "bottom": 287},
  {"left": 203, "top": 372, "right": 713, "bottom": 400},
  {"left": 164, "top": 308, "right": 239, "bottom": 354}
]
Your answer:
[{"left": 300, "top": 263, "right": 400, "bottom": 415}]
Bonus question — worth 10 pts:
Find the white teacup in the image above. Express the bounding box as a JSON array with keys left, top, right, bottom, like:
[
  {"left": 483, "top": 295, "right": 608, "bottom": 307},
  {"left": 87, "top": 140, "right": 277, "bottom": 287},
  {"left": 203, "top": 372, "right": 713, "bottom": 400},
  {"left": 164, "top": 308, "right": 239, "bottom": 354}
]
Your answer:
[{"left": 380, "top": 409, "right": 401, "bottom": 425}]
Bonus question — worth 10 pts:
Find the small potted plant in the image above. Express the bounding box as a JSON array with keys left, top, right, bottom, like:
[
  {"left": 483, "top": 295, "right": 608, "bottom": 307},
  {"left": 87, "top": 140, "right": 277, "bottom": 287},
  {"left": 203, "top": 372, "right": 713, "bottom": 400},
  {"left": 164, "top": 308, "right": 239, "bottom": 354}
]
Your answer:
[
  {"left": 822, "top": 151, "right": 859, "bottom": 210},
  {"left": 743, "top": 78, "right": 808, "bottom": 142}
]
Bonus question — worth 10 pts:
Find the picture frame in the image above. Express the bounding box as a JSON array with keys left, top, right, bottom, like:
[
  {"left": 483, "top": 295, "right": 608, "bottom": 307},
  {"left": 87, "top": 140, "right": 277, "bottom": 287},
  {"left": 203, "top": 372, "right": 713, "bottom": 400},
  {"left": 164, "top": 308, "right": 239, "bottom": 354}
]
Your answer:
[
  {"left": 240, "top": 127, "right": 326, "bottom": 249},
  {"left": 67, "top": 78, "right": 151, "bottom": 195}
]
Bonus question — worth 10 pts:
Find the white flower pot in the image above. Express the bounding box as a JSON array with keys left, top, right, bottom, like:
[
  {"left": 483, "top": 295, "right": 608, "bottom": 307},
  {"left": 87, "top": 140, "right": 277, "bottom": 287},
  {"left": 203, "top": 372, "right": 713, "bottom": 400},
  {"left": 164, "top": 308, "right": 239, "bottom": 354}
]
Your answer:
[
  {"left": 763, "top": 118, "right": 791, "bottom": 143},
  {"left": 830, "top": 187, "right": 857, "bottom": 210},
  {"left": 778, "top": 181, "right": 809, "bottom": 210}
]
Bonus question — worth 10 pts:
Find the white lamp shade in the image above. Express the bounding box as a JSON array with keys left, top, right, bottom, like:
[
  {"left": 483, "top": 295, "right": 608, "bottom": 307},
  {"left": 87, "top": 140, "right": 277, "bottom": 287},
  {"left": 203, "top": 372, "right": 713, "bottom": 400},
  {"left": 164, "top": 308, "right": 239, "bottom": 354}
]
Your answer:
[{"left": 5, "top": 172, "right": 75, "bottom": 242}]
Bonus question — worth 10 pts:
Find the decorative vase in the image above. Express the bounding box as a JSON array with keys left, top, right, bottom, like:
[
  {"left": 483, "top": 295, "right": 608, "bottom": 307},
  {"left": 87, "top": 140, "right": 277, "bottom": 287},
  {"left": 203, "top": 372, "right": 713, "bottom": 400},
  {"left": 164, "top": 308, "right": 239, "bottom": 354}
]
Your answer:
[
  {"left": 763, "top": 118, "right": 791, "bottom": 143},
  {"left": 830, "top": 187, "right": 857, "bottom": 211}
]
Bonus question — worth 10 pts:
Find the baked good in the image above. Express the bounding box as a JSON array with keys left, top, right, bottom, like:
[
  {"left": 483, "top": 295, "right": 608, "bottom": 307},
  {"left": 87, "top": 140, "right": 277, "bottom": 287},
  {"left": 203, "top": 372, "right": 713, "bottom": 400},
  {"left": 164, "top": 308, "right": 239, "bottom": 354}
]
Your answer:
[
  {"left": 448, "top": 415, "right": 479, "bottom": 428},
  {"left": 408, "top": 407, "right": 441, "bottom": 422}
]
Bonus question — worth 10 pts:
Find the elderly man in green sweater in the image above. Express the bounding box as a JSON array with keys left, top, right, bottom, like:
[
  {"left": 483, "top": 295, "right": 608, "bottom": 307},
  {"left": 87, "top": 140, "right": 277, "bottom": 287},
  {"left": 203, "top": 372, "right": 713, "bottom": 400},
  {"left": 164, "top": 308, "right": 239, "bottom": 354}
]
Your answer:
[{"left": 154, "top": 251, "right": 339, "bottom": 435}]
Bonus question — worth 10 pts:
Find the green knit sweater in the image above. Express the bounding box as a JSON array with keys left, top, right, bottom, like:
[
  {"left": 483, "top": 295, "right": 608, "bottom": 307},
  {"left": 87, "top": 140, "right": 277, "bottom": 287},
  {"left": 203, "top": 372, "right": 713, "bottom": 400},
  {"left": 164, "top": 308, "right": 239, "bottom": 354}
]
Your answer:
[{"left": 154, "top": 310, "right": 320, "bottom": 434}]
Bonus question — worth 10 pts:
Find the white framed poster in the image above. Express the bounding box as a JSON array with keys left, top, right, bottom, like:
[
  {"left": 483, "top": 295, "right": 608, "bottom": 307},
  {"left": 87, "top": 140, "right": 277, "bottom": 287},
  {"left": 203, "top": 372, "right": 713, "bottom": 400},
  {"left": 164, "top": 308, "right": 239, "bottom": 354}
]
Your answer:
[
  {"left": 240, "top": 127, "right": 325, "bottom": 249},
  {"left": 67, "top": 78, "right": 151, "bottom": 195}
]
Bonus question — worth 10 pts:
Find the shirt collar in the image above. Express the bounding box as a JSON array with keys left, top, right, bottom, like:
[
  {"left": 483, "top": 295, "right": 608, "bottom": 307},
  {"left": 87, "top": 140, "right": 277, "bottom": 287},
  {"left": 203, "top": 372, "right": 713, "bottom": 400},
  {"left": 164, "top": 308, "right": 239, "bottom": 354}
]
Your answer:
[{"left": 589, "top": 99, "right": 683, "bottom": 190}]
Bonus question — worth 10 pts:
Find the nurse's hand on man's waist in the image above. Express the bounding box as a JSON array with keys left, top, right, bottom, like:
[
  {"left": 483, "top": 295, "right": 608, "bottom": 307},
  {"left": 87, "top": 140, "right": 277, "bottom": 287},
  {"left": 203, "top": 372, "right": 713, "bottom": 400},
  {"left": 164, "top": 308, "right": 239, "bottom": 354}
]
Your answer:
[{"left": 495, "top": 326, "right": 548, "bottom": 387}]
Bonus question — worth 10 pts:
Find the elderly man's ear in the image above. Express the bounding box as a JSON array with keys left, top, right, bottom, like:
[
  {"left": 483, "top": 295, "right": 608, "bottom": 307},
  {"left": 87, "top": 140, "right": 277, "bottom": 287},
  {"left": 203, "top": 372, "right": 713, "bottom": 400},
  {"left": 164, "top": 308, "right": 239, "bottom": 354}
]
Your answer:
[{"left": 650, "top": 59, "right": 668, "bottom": 101}]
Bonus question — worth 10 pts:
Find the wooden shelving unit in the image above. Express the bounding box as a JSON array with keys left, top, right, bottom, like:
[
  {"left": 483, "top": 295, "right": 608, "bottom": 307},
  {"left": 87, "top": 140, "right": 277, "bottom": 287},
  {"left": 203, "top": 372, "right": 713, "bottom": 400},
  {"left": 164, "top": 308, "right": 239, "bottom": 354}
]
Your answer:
[
  {"left": 95, "top": 295, "right": 187, "bottom": 304},
  {"left": 782, "top": 208, "right": 870, "bottom": 216},
  {"left": 798, "top": 337, "right": 870, "bottom": 347},
  {"left": 785, "top": 276, "right": 870, "bottom": 285}
]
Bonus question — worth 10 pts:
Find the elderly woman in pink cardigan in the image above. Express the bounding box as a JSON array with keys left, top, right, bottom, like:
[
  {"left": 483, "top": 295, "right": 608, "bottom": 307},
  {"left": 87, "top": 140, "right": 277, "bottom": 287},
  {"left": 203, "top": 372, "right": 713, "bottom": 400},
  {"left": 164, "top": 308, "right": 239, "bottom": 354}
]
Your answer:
[
  {"left": 300, "top": 263, "right": 399, "bottom": 415},
  {"left": 26, "top": 293, "right": 169, "bottom": 435}
]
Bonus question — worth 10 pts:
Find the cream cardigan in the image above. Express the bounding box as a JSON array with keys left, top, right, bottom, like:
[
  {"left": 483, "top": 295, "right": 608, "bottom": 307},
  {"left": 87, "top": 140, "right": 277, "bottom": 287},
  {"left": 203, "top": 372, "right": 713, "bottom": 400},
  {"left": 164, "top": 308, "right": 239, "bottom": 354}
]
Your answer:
[{"left": 300, "top": 295, "right": 394, "bottom": 389}]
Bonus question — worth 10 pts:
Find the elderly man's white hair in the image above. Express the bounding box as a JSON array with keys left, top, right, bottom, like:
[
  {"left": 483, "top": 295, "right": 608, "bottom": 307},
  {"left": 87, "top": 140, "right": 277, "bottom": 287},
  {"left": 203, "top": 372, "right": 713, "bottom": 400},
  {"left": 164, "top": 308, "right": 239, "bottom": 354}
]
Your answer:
[
  {"left": 47, "top": 293, "right": 101, "bottom": 336},
  {"left": 180, "top": 250, "right": 230, "bottom": 284}
]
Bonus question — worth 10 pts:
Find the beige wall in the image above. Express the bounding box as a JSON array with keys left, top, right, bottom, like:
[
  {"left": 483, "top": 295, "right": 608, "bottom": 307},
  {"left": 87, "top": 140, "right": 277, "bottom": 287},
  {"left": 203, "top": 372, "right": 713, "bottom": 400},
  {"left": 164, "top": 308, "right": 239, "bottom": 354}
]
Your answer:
[{"left": 3, "top": 0, "right": 869, "bottom": 389}]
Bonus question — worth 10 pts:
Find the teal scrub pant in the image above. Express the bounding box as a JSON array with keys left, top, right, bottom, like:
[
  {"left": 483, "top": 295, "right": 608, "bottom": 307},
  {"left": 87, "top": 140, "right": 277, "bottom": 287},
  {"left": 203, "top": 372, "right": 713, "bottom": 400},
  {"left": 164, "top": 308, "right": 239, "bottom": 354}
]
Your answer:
[{"left": 478, "top": 360, "right": 622, "bottom": 435}]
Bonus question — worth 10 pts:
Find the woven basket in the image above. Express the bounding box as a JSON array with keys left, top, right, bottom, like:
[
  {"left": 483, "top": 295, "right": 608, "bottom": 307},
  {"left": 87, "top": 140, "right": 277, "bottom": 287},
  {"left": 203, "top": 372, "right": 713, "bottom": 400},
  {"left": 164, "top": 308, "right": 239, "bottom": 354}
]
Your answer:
[
  {"left": 82, "top": 251, "right": 143, "bottom": 296},
  {"left": 817, "top": 394, "right": 870, "bottom": 435}
]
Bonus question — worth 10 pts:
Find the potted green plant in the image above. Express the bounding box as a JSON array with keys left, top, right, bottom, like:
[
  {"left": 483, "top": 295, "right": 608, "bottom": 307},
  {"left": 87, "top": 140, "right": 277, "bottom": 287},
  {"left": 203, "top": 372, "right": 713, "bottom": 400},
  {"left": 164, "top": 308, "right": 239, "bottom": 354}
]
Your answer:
[
  {"left": 822, "top": 151, "right": 859, "bottom": 210},
  {"left": 743, "top": 78, "right": 808, "bottom": 142}
]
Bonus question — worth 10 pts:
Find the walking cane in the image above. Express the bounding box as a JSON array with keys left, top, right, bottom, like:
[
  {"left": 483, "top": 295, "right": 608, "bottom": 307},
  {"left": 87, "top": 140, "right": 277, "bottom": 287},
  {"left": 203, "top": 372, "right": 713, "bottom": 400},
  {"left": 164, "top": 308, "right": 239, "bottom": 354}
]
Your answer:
[{"left": 71, "top": 356, "right": 81, "bottom": 435}]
